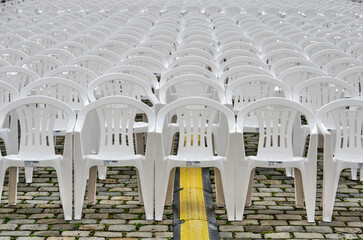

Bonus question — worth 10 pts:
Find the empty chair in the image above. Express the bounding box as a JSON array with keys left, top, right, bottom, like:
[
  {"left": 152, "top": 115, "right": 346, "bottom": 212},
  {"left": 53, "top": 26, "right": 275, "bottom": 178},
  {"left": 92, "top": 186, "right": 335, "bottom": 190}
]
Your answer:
[
  {"left": 0, "top": 96, "right": 75, "bottom": 220},
  {"left": 154, "top": 97, "right": 236, "bottom": 220},
  {"left": 0, "top": 48, "right": 28, "bottom": 65},
  {"left": 87, "top": 73, "right": 159, "bottom": 106},
  {"left": 44, "top": 65, "right": 97, "bottom": 89},
  {"left": 0, "top": 66, "right": 39, "bottom": 92},
  {"left": 120, "top": 56, "right": 166, "bottom": 77},
  {"left": 219, "top": 57, "right": 268, "bottom": 75},
  {"left": 11, "top": 41, "right": 46, "bottom": 56},
  {"left": 263, "top": 49, "right": 308, "bottom": 66},
  {"left": 56, "top": 41, "right": 89, "bottom": 58},
  {"left": 69, "top": 55, "right": 113, "bottom": 76},
  {"left": 41, "top": 49, "right": 76, "bottom": 65},
  {"left": 219, "top": 66, "right": 272, "bottom": 86},
  {"left": 73, "top": 96, "right": 155, "bottom": 220},
  {"left": 86, "top": 49, "right": 120, "bottom": 65},
  {"left": 122, "top": 47, "right": 167, "bottom": 67},
  {"left": 105, "top": 65, "right": 159, "bottom": 95},
  {"left": 316, "top": 99, "right": 363, "bottom": 221},
  {"left": 17, "top": 55, "right": 63, "bottom": 77},
  {"left": 0, "top": 82, "right": 19, "bottom": 155},
  {"left": 279, "top": 66, "right": 327, "bottom": 90},
  {"left": 235, "top": 98, "right": 318, "bottom": 222},
  {"left": 336, "top": 66, "right": 363, "bottom": 97},
  {"left": 271, "top": 57, "right": 320, "bottom": 77},
  {"left": 169, "top": 49, "right": 215, "bottom": 62},
  {"left": 167, "top": 56, "right": 218, "bottom": 74},
  {"left": 159, "top": 74, "right": 226, "bottom": 105},
  {"left": 322, "top": 58, "right": 363, "bottom": 77},
  {"left": 160, "top": 66, "right": 217, "bottom": 87},
  {"left": 28, "top": 34, "right": 59, "bottom": 48},
  {"left": 310, "top": 49, "right": 350, "bottom": 68},
  {"left": 225, "top": 75, "right": 292, "bottom": 116},
  {"left": 346, "top": 43, "right": 363, "bottom": 59}
]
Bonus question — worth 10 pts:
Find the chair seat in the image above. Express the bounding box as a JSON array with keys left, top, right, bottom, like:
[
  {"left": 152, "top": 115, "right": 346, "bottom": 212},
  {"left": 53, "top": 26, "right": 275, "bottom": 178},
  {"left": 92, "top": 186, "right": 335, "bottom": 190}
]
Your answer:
[
  {"left": 166, "top": 155, "right": 224, "bottom": 161},
  {"left": 85, "top": 153, "right": 143, "bottom": 161},
  {"left": 4, "top": 154, "right": 62, "bottom": 161},
  {"left": 248, "top": 156, "right": 305, "bottom": 162}
]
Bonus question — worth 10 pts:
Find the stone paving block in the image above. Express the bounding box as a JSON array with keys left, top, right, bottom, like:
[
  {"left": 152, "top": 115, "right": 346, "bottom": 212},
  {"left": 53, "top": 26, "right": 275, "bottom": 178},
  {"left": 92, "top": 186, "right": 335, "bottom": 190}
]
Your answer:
[
  {"left": 0, "top": 224, "right": 17, "bottom": 230},
  {"left": 294, "top": 232, "right": 325, "bottom": 239},
  {"left": 305, "top": 226, "right": 333, "bottom": 233},
  {"left": 265, "top": 232, "right": 291, "bottom": 239},
  {"left": 19, "top": 224, "right": 48, "bottom": 231},
  {"left": 235, "top": 232, "right": 262, "bottom": 238},
  {"left": 108, "top": 225, "right": 136, "bottom": 231},
  {"left": 0, "top": 231, "right": 31, "bottom": 237}
]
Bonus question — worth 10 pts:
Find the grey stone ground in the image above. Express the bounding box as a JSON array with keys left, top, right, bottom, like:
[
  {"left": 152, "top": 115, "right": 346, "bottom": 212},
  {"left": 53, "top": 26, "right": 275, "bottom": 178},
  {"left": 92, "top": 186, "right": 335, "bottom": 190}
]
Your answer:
[{"left": 0, "top": 135, "right": 362, "bottom": 240}]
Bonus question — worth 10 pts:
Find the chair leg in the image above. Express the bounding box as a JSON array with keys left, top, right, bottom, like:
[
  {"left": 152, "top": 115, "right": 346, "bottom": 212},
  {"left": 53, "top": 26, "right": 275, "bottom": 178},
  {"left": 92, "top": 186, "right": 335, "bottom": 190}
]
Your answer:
[
  {"left": 88, "top": 166, "right": 98, "bottom": 205},
  {"left": 165, "top": 168, "right": 175, "bottom": 205},
  {"left": 246, "top": 168, "right": 255, "bottom": 206},
  {"left": 25, "top": 167, "right": 33, "bottom": 183},
  {"left": 360, "top": 168, "right": 363, "bottom": 182},
  {"left": 285, "top": 168, "right": 293, "bottom": 177},
  {"left": 74, "top": 165, "right": 89, "bottom": 220},
  {"left": 0, "top": 162, "right": 5, "bottom": 203},
  {"left": 56, "top": 164, "right": 73, "bottom": 220},
  {"left": 138, "top": 166, "right": 154, "bottom": 220},
  {"left": 294, "top": 168, "right": 304, "bottom": 207},
  {"left": 8, "top": 167, "right": 18, "bottom": 205},
  {"left": 235, "top": 166, "right": 252, "bottom": 221},
  {"left": 136, "top": 169, "right": 143, "bottom": 204},
  {"left": 155, "top": 165, "right": 170, "bottom": 221},
  {"left": 97, "top": 166, "right": 107, "bottom": 180},
  {"left": 300, "top": 164, "right": 317, "bottom": 223},
  {"left": 219, "top": 167, "right": 235, "bottom": 221},
  {"left": 351, "top": 168, "right": 357, "bottom": 180},
  {"left": 322, "top": 164, "right": 341, "bottom": 222},
  {"left": 215, "top": 167, "right": 225, "bottom": 205}
]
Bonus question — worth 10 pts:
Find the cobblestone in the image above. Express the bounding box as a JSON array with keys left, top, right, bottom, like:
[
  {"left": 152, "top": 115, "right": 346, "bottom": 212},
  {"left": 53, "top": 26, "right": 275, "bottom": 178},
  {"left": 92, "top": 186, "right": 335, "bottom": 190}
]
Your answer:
[{"left": 0, "top": 140, "right": 360, "bottom": 239}]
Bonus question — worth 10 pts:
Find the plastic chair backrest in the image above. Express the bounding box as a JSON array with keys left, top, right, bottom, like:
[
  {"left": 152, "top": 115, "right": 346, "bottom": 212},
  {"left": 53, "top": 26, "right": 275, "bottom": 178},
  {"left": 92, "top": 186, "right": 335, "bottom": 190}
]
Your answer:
[
  {"left": 20, "top": 77, "right": 89, "bottom": 111},
  {"left": 0, "top": 96, "right": 75, "bottom": 158},
  {"left": 316, "top": 99, "right": 363, "bottom": 158},
  {"left": 237, "top": 98, "right": 316, "bottom": 159},
  {"left": 75, "top": 96, "right": 155, "bottom": 155},
  {"left": 159, "top": 74, "right": 226, "bottom": 104},
  {"left": 157, "top": 97, "right": 234, "bottom": 158}
]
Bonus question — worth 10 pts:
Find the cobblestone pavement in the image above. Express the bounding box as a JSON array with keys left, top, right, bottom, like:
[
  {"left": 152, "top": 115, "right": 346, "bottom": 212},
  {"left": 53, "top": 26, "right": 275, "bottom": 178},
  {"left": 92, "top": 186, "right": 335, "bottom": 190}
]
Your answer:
[{"left": 0, "top": 136, "right": 362, "bottom": 240}]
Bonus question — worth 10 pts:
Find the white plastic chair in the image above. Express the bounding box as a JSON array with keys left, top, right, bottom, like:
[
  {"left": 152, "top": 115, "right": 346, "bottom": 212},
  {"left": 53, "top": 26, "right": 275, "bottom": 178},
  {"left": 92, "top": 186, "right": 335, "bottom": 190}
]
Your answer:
[
  {"left": 169, "top": 48, "right": 215, "bottom": 62},
  {"left": 159, "top": 74, "right": 226, "bottom": 105},
  {"left": 120, "top": 56, "right": 166, "bottom": 77},
  {"left": 271, "top": 57, "right": 320, "bottom": 77},
  {"left": 219, "top": 57, "right": 268, "bottom": 75},
  {"left": 105, "top": 65, "right": 159, "bottom": 95},
  {"left": 41, "top": 49, "right": 76, "bottom": 65},
  {"left": 167, "top": 56, "right": 218, "bottom": 74},
  {"left": 0, "top": 66, "right": 40, "bottom": 92},
  {"left": 0, "top": 82, "right": 19, "bottom": 155},
  {"left": 316, "top": 99, "right": 363, "bottom": 221},
  {"left": 122, "top": 47, "right": 167, "bottom": 67},
  {"left": 11, "top": 41, "right": 46, "bottom": 56},
  {"left": 44, "top": 65, "right": 98, "bottom": 90},
  {"left": 346, "top": 43, "right": 363, "bottom": 59},
  {"left": 219, "top": 66, "right": 272, "bottom": 86},
  {"left": 336, "top": 66, "right": 363, "bottom": 97},
  {"left": 86, "top": 49, "right": 120, "bottom": 65},
  {"left": 56, "top": 41, "right": 89, "bottom": 58},
  {"left": 235, "top": 98, "right": 318, "bottom": 222},
  {"left": 73, "top": 96, "right": 155, "bottom": 220},
  {"left": 0, "top": 96, "right": 75, "bottom": 220},
  {"left": 69, "top": 55, "right": 113, "bottom": 76},
  {"left": 0, "top": 48, "right": 28, "bottom": 65},
  {"left": 17, "top": 55, "right": 63, "bottom": 77},
  {"left": 0, "top": 34, "right": 25, "bottom": 48},
  {"left": 322, "top": 58, "right": 363, "bottom": 77},
  {"left": 160, "top": 66, "right": 218, "bottom": 87},
  {"left": 154, "top": 97, "right": 236, "bottom": 221},
  {"left": 263, "top": 49, "right": 308, "bottom": 66},
  {"left": 278, "top": 66, "right": 327, "bottom": 90},
  {"left": 310, "top": 49, "right": 350, "bottom": 68}
]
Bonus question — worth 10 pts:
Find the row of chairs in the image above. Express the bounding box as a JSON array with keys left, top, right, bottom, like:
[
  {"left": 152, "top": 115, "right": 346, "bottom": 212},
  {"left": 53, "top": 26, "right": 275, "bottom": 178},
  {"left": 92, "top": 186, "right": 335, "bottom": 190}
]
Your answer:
[{"left": 0, "top": 94, "right": 360, "bottom": 223}]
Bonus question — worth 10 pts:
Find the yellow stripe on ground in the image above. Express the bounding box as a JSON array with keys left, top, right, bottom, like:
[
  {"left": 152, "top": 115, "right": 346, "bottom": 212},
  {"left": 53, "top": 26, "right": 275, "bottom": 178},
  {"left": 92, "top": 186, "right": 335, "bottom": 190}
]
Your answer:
[{"left": 180, "top": 167, "right": 209, "bottom": 240}]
